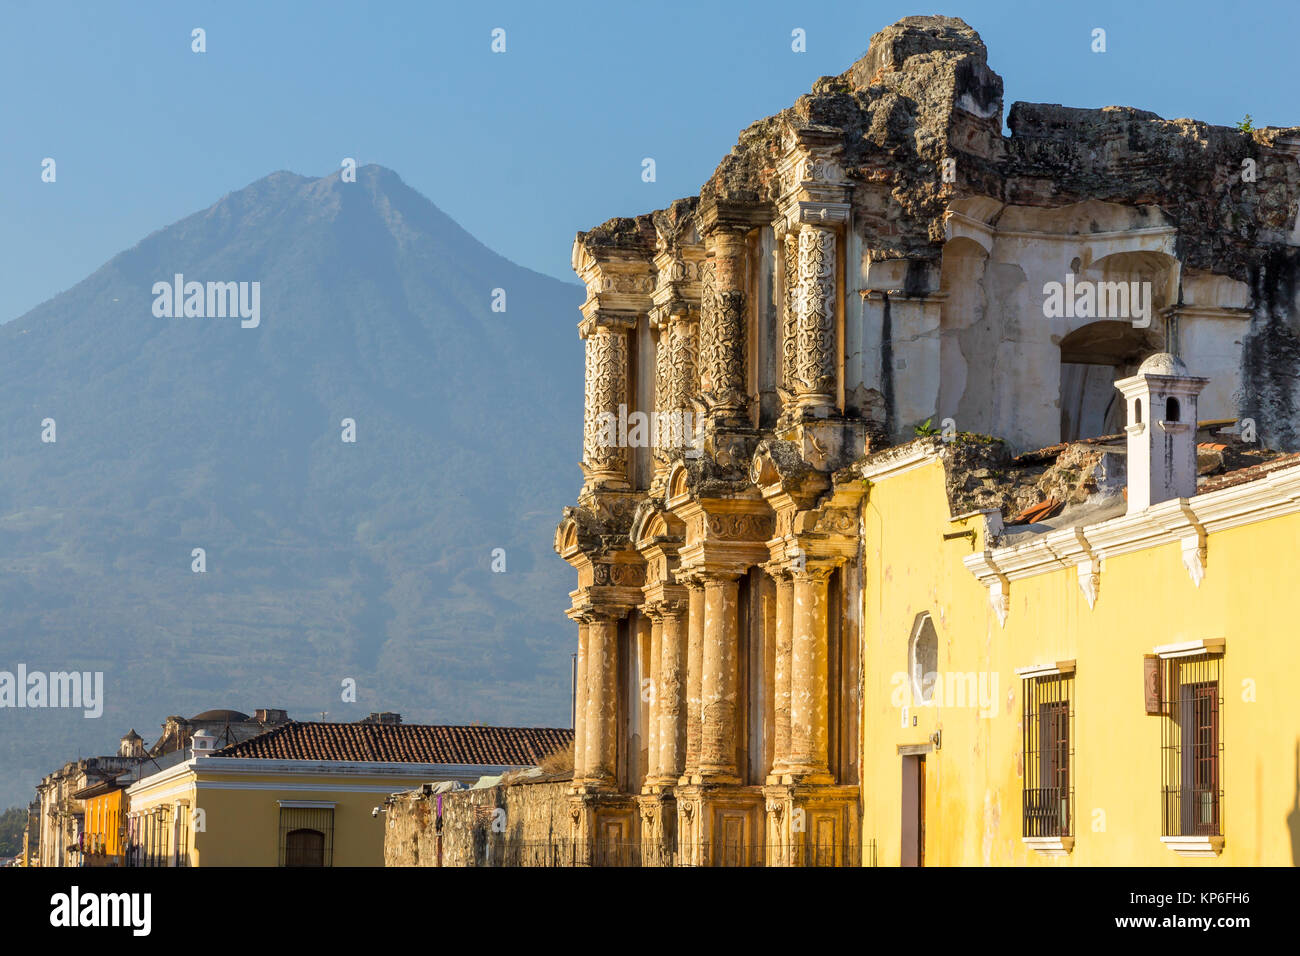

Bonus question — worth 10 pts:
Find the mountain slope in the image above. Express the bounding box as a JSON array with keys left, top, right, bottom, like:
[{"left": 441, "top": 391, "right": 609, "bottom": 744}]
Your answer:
[{"left": 0, "top": 166, "right": 584, "bottom": 807}]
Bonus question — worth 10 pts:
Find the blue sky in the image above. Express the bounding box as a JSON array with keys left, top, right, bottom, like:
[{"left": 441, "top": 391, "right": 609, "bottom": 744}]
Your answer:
[{"left": 2, "top": 0, "right": 1296, "bottom": 320}]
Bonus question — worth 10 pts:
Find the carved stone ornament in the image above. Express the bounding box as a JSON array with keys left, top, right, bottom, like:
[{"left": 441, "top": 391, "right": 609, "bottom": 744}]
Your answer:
[
  {"left": 706, "top": 513, "right": 776, "bottom": 541},
  {"left": 592, "top": 563, "right": 646, "bottom": 587},
  {"left": 582, "top": 329, "right": 628, "bottom": 474},
  {"left": 793, "top": 226, "right": 837, "bottom": 398}
]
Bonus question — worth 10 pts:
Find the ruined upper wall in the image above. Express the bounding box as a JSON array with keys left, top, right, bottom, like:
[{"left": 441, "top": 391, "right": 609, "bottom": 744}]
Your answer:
[{"left": 576, "top": 15, "right": 1298, "bottom": 280}]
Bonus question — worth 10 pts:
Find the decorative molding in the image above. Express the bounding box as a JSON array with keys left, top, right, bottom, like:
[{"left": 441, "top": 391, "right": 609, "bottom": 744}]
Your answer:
[
  {"left": 896, "top": 743, "right": 933, "bottom": 756},
  {"left": 858, "top": 442, "right": 940, "bottom": 482},
  {"left": 960, "top": 461, "right": 1300, "bottom": 612},
  {"left": 1014, "top": 660, "right": 1076, "bottom": 679},
  {"left": 1022, "top": 835, "right": 1074, "bottom": 857},
  {"left": 1153, "top": 638, "right": 1224, "bottom": 659},
  {"left": 1160, "top": 835, "right": 1224, "bottom": 858}
]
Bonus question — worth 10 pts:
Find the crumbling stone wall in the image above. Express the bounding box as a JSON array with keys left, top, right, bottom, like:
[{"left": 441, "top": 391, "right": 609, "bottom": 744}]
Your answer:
[
  {"left": 579, "top": 15, "right": 1300, "bottom": 452},
  {"left": 385, "top": 778, "right": 573, "bottom": 867}
]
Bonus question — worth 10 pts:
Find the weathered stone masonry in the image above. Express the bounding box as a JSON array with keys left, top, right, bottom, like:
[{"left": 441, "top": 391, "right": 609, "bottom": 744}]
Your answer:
[{"left": 554, "top": 15, "right": 1300, "bottom": 866}]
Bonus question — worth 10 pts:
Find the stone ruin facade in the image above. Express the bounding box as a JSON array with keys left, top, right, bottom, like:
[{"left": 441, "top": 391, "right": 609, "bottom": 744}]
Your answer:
[{"left": 554, "top": 15, "right": 1300, "bottom": 866}]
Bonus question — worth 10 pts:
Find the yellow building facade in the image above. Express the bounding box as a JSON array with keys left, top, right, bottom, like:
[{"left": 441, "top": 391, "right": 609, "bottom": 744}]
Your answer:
[
  {"left": 75, "top": 783, "right": 127, "bottom": 866},
  {"left": 124, "top": 721, "right": 572, "bottom": 866},
  {"left": 859, "top": 437, "right": 1300, "bottom": 866},
  {"left": 126, "top": 760, "right": 424, "bottom": 867}
]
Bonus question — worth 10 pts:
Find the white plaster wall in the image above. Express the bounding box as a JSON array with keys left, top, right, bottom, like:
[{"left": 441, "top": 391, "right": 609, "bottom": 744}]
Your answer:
[
  {"left": 889, "top": 298, "right": 943, "bottom": 434},
  {"left": 1179, "top": 317, "right": 1247, "bottom": 421}
]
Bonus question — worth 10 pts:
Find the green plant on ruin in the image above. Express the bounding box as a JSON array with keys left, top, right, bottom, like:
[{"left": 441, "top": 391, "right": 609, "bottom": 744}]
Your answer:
[{"left": 1236, "top": 114, "right": 1254, "bottom": 133}]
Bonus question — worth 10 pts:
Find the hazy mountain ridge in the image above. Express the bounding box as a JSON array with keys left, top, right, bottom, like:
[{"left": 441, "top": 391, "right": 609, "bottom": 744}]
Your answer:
[{"left": 0, "top": 166, "right": 584, "bottom": 807}]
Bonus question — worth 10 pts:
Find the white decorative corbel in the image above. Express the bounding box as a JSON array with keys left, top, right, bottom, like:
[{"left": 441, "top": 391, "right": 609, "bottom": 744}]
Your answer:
[
  {"left": 964, "top": 550, "right": 1010, "bottom": 628},
  {"left": 988, "top": 578, "right": 1009, "bottom": 627},
  {"left": 1181, "top": 536, "right": 1206, "bottom": 587},
  {"left": 1174, "top": 502, "right": 1208, "bottom": 588},
  {"left": 1076, "top": 558, "right": 1100, "bottom": 609}
]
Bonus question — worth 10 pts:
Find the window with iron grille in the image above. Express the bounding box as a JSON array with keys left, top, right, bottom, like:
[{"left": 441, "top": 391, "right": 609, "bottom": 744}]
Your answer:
[
  {"left": 1161, "top": 654, "right": 1222, "bottom": 837},
  {"left": 1022, "top": 673, "right": 1073, "bottom": 838},
  {"left": 278, "top": 806, "right": 334, "bottom": 866}
]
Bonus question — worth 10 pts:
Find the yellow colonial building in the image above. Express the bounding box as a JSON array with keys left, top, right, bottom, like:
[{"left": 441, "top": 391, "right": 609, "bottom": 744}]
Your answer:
[
  {"left": 72, "top": 779, "right": 128, "bottom": 867},
  {"left": 125, "top": 720, "right": 571, "bottom": 866},
  {"left": 858, "top": 354, "right": 1300, "bottom": 866}
]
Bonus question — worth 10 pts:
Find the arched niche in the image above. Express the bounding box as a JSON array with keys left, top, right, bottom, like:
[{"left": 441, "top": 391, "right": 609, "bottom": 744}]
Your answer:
[{"left": 1058, "top": 321, "right": 1163, "bottom": 441}]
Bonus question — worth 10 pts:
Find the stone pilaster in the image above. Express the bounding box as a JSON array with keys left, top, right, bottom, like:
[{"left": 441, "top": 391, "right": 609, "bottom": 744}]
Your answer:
[
  {"left": 786, "top": 563, "right": 835, "bottom": 784},
  {"left": 697, "top": 569, "right": 742, "bottom": 784},
  {"left": 781, "top": 228, "right": 800, "bottom": 400},
  {"left": 682, "top": 580, "right": 705, "bottom": 782},
  {"left": 769, "top": 568, "right": 794, "bottom": 777},
  {"left": 775, "top": 129, "right": 852, "bottom": 426},
  {"left": 644, "top": 610, "right": 662, "bottom": 785},
  {"left": 581, "top": 608, "right": 624, "bottom": 789},
  {"left": 790, "top": 224, "right": 838, "bottom": 416},
  {"left": 699, "top": 226, "right": 749, "bottom": 426},
  {"left": 573, "top": 622, "right": 590, "bottom": 783},
  {"left": 580, "top": 318, "right": 633, "bottom": 490},
  {"left": 656, "top": 601, "right": 687, "bottom": 785},
  {"left": 650, "top": 316, "right": 673, "bottom": 485}
]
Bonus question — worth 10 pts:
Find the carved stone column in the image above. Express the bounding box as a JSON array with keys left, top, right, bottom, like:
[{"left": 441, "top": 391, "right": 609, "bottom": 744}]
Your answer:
[
  {"left": 644, "top": 610, "right": 663, "bottom": 785},
  {"left": 573, "top": 621, "right": 590, "bottom": 783},
  {"left": 770, "top": 568, "right": 795, "bottom": 776},
  {"left": 665, "top": 310, "right": 700, "bottom": 451},
  {"left": 581, "top": 318, "right": 633, "bottom": 490},
  {"left": 656, "top": 601, "right": 687, "bottom": 785},
  {"left": 791, "top": 224, "right": 838, "bottom": 416},
  {"left": 699, "top": 227, "right": 749, "bottom": 425},
  {"left": 681, "top": 580, "right": 705, "bottom": 781},
  {"left": 583, "top": 609, "right": 623, "bottom": 788},
  {"left": 698, "top": 570, "right": 742, "bottom": 783},
  {"left": 781, "top": 229, "right": 800, "bottom": 402},
  {"left": 787, "top": 563, "right": 835, "bottom": 783}
]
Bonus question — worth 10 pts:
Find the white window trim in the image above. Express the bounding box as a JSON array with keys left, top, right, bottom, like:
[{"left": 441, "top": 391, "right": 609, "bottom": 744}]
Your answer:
[
  {"left": 1014, "top": 660, "right": 1076, "bottom": 679},
  {"left": 1153, "top": 638, "right": 1224, "bottom": 659},
  {"left": 1022, "top": 835, "right": 1074, "bottom": 857},
  {"left": 1161, "top": 835, "right": 1224, "bottom": 858},
  {"left": 277, "top": 800, "right": 337, "bottom": 809},
  {"left": 1018, "top": 663, "right": 1076, "bottom": 855}
]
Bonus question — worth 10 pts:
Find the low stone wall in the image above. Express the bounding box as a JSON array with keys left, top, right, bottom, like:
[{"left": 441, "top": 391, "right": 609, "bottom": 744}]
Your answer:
[{"left": 384, "top": 775, "right": 574, "bottom": 867}]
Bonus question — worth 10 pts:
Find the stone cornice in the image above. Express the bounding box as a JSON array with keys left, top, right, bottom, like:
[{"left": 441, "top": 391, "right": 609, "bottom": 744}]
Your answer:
[{"left": 696, "top": 199, "right": 773, "bottom": 236}]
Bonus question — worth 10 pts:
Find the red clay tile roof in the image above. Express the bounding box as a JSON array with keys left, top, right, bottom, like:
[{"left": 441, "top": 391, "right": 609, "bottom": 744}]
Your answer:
[
  {"left": 1198, "top": 451, "right": 1300, "bottom": 494},
  {"left": 211, "top": 722, "right": 572, "bottom": 766},
  {"left": 1015, "top": 497, "right": 1064, "bottom": 524}
]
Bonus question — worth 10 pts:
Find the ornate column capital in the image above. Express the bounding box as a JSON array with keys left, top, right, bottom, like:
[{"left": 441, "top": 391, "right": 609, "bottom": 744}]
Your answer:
[
  {"left": 790, "top": 561, "right": 838, "bottom": 585},
  {"left": 574, "top": 603, "right": 633, "bottom": 626}
]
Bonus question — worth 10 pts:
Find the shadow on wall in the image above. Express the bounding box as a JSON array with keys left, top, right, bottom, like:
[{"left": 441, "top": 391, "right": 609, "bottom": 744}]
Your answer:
[{"left": 1290, "top": 740, "right": 1300, "bottom": 867}]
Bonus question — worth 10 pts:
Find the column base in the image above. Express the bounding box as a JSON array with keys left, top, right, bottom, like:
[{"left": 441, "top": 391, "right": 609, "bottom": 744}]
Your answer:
[
  {"left": 768, "top": 768, "right": 835, "bottom": 786},
  {"left": 636, "top": 792, "right": 678, "bottom": 867},
  {"left": 569, "top": 791, "right": 640, "bottom": 867},
  {"left": 763, "top": 783, "right": 860, "bottom": 867},
  {"left": 694, "top": 770, "right": 743, "bottom": 786},
  {"left": 675, "top": 784, "right": 766, "bottom": 867}
]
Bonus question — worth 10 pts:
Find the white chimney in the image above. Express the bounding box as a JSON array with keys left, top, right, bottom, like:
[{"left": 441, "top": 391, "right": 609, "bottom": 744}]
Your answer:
[
  {"left": 1114, "top": 353, "right": 1208, "bottom": 513},
  {"left": 191, "top": 729, "right": 218, "bottom": 759}
]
